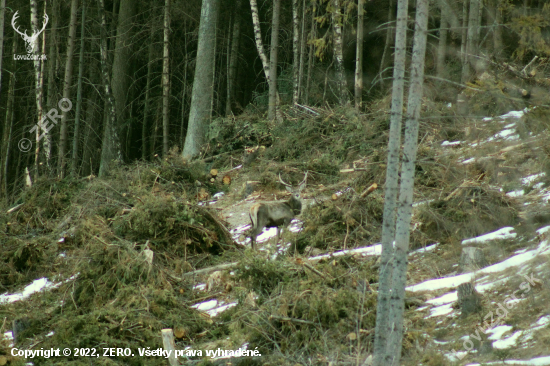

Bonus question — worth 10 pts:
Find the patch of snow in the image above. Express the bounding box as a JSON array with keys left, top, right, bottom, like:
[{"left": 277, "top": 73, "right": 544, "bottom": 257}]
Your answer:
[
  {"left": 413, "top": 199, "right": 434, "bottom": 207},
  {"left": 462, "top": 158, "right": 476, "bottom": 164},
  {"left": 537, "top": 226, "right": 550, "bottom": 236},
  {"left": 206, "top": 302, "right": 237, "bottom": 317},
  {"left": 494, "top": 330, "right": 523, "bottom": 349},
  {"left": 193, "top": 283, "right": 206, "bottom": 291},
  {"left": 446, "top": 351, "right": 468, "bottom": 362},
  {"left": 461, "top": 227, "right": 516, "bottom": 245},
  {"left": 191, "top": 299, "right": 237, "bottom": 317},
  {"left": 441, "top": 140, "right": 462, "bottom": 147},
  {"left": 522, "top": 173, "right": 546, "bottom": 185},
  {"left": 212, "top": 192, "right": 225, "bottom": 199},
  {"left": 0, "top": 277, "right": 65, "bottom": 304},
  {"left": 506, "top": 189, "right": 524, "bottom": 197},
  {"left": 411, "top": 243, "right": 439, "bottom": 253},
  {"left": 407, "top": 239, "right": 550, "bottom": 292},
  {"left": 447, "top": 103, "right": 452, "bottom": 108},
  {"left": 191, "top": 299, "right": 218, "bottom": 311},
  {"left": 487, "top": 325, "right": 513, "bottom": 340}
]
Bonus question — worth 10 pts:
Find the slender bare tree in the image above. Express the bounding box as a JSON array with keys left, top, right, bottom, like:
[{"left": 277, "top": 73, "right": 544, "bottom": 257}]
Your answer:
[
  {"left": 332, "top": 0, "right": 347, "bottom": 105},
  {"left": 297, "top": 0, "right": 307, "bottom": 103},
  {"left": 182, "top": 0, "right": 220, "bottom": 159},
  {"left": 292, "top": 0, "right": 299, "bottom": 104},
  {"left": 355, "top": 0, "right": 365, "bottom": 109},
  {"left": 58, "top": 0, "right": 78, "bottom": 177},
  {"left": 249, "top": 0, "right": 270, "bottom": 82},
  {"left": 162, "top": 0, "right": 171, "bottom": 156},
  {"left": 71, "top": 3, "right": 86, "bottom": 175},
  {"left": 436, "top": 0, "right": 449, "bottom": 78},
  {"left": 143, "top": 22, "right": 155, "bottom": 160},
  {"left": 385, "top": 0, "right": 429, "bottom": 363},
  {"left": 1, "top": 37, "right": 16, "bottom": 200},
  {"left": 305, "top": 4, "right": 317, "bottom": 104},
  {"left": 98, "top": 0, "right": 122, "bottom": 177},
  {"left": 371, "top": 0, "right": 409, "bottom": 364},
  {"left": 268, "top": 0, "right": 281, "bottom": 120},
  {"left": 378, "top": 0, "right": 393, "bottom": 91},
  {"left": 226, "top": 0, "right": 242, "bottom": 115},
  {"left": 0, "top": 0, "right": 5, "bottom": 101}
]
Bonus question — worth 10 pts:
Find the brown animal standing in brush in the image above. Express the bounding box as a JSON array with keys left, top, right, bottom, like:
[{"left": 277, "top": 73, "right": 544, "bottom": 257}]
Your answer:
[{"left": 249, "top": 172, "right": 307, "bottom": 250}]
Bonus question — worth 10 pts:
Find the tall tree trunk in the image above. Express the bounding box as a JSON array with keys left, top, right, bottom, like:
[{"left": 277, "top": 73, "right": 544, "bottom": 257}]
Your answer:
[
  {"left": 182, "top": 0, "right": 220, "bottom": 159},
  {"left": 378, "top": 0, "right": 393, "bottom": 91},
  {"left": 226, "top": 0, "right": 242, "bottom": 115},
  {"left": 58, "top": 0, "right": 78, "bottom": 177},
  {"left": 111, "top": 0, "right": 136, "bottom": 159},
  {"left": 355, "top": 0, "right": 365, "bottom": 109},
  {"left": 332, "top": 0, "right": 347, "bottom": 105},
  {"left": 462, "top": 0, "right": 480, "bottom": 82},
  {"left": 1, "top": 37, "right": 16, "bottom": 201},
  {"left": 142, "top": 23, "right": 155, "bottom": 160},
  {"left": 493, "top": 0, "right": 503, "bottom": 57},
  {"left": 249, "top": 0, "right": 271, "bottom": 82},
  {"left": 292, "top": 0, "right": 299, "bottom": 104},
  {"left": 46, "top": 0, "right": 58, "bottom": 112},
  {"left": 371, "top": 0, "right": 409, "bottom": 365},
  {"left": 385, "top": 0, "right": 429, "bottom": 363},
  {"left": 30, "top": 0, "right": 47, "bottom": 178},
  {"left": 436, "top": 0, "right": 449, "bottom": 78},
  {"left": 268, "top": 0, "right": 281, "bottom": 120},
  {"left": 297, "top": 0, "right": 307, "bottom": 103},
  {"left": 81, "top": 64, "right": 100, "bottom": 176},
  {"left": 71, "top": 3, "right": 86, "bottom": 175},
  {"left": 162, "top": 0, "right": 171, "bottom": 156},
  {"left": 305, "top": 5, "right": 317, "bottom": 105},
  {"left": 0, "top": 0, "right": 5, "bottom": 101},
  {"left": 460, "top": 0, "right": 468, "bottom": 75},
  {"left": 98, "top": 0, "right": 122, "bottom": 177}
]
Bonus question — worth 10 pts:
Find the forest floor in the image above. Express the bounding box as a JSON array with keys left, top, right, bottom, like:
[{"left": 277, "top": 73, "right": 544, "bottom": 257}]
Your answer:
[{"left": 2, "top": 77, "right": 550, "bottom": 366}]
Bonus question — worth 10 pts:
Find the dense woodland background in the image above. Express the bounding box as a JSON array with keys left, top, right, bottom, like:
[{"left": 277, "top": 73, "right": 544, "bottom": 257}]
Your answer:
[{"left": 0, "top": 0, "right": 549, "bottom": 200}]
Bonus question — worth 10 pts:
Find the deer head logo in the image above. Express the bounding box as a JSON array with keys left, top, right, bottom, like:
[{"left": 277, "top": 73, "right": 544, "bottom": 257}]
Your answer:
[{"left": 12, "top": 10, "right": 49, "bottom": 54}]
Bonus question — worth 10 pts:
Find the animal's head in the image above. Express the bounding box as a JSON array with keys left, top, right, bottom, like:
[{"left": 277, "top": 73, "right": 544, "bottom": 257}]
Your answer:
[{"left": 279, "top": 171, "right": 307, "bottom": 201}]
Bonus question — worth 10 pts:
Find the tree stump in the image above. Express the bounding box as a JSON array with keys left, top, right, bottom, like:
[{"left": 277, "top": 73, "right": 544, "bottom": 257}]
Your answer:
[
  {"left": 459, "top": 246, "right": 488, "bottom": 273},
  {"left": 457, "top": 282, "right": 482, "bottom": 317}
]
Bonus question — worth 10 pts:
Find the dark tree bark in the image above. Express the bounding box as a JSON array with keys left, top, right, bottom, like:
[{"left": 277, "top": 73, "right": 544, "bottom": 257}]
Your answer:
[
  {"left": 225, "top": 0, "right": 242, "bottom": 115},
  {"left": 71, "top": 3, "right": 86, "bottom": 175},
  {"left": 98, "top": 0, "right": 122, "bottom": 177},
  {"left": 162, "top": 0, "right": 171, "bottom": 156},
  {"left": 111, "top": 0, "right": 136, "bottom": 158},
  {"left": 58, "top": 0, "right": 79, "bottom": 177}
]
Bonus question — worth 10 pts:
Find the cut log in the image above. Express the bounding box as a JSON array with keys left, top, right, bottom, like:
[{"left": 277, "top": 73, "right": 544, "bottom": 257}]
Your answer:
[{"left": 161, "top": 329, "right": 179, "bottom": 366}]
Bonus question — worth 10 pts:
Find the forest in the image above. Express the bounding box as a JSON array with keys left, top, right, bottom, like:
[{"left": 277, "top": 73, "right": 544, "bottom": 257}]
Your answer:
[{"left": 1, "top": 0, "right": 550, "bottom": 365}]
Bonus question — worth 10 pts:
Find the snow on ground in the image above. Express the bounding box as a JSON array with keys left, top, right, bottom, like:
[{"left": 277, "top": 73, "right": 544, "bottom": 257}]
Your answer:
[
  {"left": 190, "top": 299, "right": 238, "bottom": 317},
  {"left": 0, "top": 277, "right": 68, "bottom": 304},
  {"left": 407, "top": 236, "right": 550, "bottom": 293},
  {"left": 442, "top": 140, "right": 462, "bottom": 147},
  {"left": 461, "top": 227, "right": 517, "bottom": 245}
]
